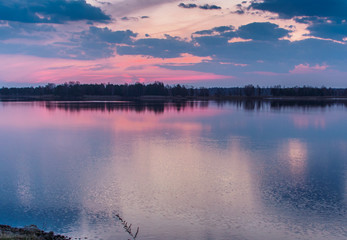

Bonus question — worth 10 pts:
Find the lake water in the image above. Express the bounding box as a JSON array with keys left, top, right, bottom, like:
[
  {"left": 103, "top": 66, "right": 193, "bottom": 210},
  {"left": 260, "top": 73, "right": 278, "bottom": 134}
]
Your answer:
[{"left": 0, "top": 100, "right": 346, "bottom": 240}]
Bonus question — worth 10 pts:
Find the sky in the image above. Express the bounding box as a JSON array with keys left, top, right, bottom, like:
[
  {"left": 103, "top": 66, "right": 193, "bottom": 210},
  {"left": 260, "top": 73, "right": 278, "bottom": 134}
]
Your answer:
[{"left": 1, "top": 0, "right": 347, "bottom": 87}]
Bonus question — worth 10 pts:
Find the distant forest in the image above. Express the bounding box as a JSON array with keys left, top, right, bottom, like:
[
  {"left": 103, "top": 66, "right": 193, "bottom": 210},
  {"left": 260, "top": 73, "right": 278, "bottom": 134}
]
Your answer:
[{"left": 1, "top": 81, "right": 347, "bottom": 98}]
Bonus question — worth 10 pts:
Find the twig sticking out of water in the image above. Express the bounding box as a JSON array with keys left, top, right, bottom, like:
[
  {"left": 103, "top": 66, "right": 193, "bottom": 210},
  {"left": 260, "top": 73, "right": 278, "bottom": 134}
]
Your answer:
[{"left": 114, "top": 214, "right": 139, "bottom": 239}]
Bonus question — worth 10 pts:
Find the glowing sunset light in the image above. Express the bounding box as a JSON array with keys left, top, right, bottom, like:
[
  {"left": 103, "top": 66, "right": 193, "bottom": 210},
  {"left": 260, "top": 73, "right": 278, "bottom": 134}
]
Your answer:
[{"left": 0, "top": 0, "right": 347, "bottom": 86}]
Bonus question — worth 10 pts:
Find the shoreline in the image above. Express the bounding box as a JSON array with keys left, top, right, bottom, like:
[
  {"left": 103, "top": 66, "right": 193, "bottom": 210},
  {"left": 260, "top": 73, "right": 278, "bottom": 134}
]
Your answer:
[
  {"left": 1, "top": 95, "right": 347, "bottom": 102},
  {"left": 0, "top": 225, "right": 70, "bottom": 240}
]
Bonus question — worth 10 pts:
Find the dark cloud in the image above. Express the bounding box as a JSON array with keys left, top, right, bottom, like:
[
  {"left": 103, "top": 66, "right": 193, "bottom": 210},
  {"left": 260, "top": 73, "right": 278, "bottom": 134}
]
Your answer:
[
  {"left": 199, "top": 4, "right": 222, "bottom": 10},
  {"left": 235, "top": 9, "right": 245, "bottom": 14},
  {"left": 234, "top": 2, "right": 247, "bottom": 15},
  {"left": 114, "top": 22, "right": 295, "bottom": 65},
  {"left": 122, "top": 16, "right": 149, "bottom": 21},
  {"left": 0, "top": 0, "right": 110, "bottom": 23},
  {"left": 294, "top": 16, "right": 325, "bottom": 24},
  {"left": 237, "top": 22, "right": 291, "bottom": 41},
  {"left": 0, "top": 42, "right": 66, "bottom": 58},
  {"left": 178, "top": 3, "right": 197, "bottom": 9},
  {"left": 194, "top": 29, "right": 214, "bottom": 35},
  {"left": 250, "top": 0, "right": 347, "bottom": 20},
  {"left": 0, "top": 22, "right": 56, "bottom": 40},
  {"left": 191, "top": 38, "right": 294, "bottom": 66},
  {"left": 9, "top": 22, "right": 56, "bottom": 32},
  {"left": 62, "top": 27, "right": 136, "bottom": 59},
  {"left": 178, "top": 3, "right": 221, "bottom": 10},
  {"left": 121, "top": 16, "right": 139, "bottom": 21},
  {"left": 213, "top": 26, "right": 234, "bottom": 33},
  {"left": 294, "top": 16, "right": 347, "bottom": 41},
  {"left": 194, "top": 36, "right": 229, "bottom": 47},
  {"left": 194, "top": 26, "right": 234, "bottom": 36},
  {"left": 80, "top": 26, "right": 137, "bottom": 44},
  {"left": 94, "top": 0, "right": 111, "bottom": 5},
  {"left": 193, "top": 22, "right": 289, "bottom": 41},
  {"left": 117, "top": 35, "right": 194, "bottom": 58},
  {"left": 0, "top": 26, "right": 136, "bottom": 60},
  {"left": 162, "top": 38, "right": 347, "bottom": 77},
  {"left": 221, "top": 31, "right": 238, "bottom": 38},
  {"left": 111, "top": 22, "right": 347, "bottom": 75},
  {"left": 250, "top": 1, "right": 347, "bottom": 41},
  {"left": 307, "top": 21, "right": 347, "bottom": 41}
]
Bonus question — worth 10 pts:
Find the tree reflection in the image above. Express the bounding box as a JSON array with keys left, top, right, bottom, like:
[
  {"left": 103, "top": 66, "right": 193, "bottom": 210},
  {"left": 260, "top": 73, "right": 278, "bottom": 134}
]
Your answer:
[{"left": 40, "top": 99, "right": 347, "bottom": 114}]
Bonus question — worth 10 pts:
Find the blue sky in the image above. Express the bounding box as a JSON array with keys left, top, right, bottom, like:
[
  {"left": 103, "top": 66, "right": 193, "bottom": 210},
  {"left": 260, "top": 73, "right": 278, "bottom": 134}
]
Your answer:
[{"left": 1, "top": 0, "right": 347, "bottom": 87}]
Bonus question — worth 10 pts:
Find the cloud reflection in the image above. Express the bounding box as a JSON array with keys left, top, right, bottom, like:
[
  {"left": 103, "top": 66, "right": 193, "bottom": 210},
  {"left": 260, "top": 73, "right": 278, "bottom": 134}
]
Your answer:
[
  {"left": 292, "top": 115, "right": 326, "bottom": 129},
  {"left": 287, "top": 139, "right": 307, "bottom": 176}
]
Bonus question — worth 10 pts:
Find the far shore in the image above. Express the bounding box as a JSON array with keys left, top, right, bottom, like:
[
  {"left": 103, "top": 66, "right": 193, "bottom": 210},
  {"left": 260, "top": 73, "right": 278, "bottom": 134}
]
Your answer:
[{"left": 1, "top": 94, "right": 347, "bottom": 102}]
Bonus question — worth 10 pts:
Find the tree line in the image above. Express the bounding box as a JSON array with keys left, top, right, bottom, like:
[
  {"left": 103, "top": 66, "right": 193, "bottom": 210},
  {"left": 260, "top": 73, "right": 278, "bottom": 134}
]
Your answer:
[
  {"left": 0, "top": 81, "right": 207, "bottom": 98},
  {"left": 1, "top": 82, "right": 347, "bottom": 98}
]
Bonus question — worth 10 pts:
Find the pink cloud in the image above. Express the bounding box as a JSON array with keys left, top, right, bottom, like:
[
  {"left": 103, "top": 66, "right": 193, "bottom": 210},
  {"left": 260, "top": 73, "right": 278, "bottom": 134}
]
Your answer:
[
  {"left": 0, "top": 54, "right": 231, "bottom": 85},
  {"left": 290, "top": 63, "right": 329, "bottom": 74},
  {"left": 228, "top": 37, "right": 252, "bottom": 43}
]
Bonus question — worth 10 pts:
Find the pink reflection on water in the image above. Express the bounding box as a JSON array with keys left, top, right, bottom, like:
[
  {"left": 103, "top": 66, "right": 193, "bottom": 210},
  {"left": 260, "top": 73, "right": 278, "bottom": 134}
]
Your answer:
[
  {"left": 113, "top": 115, "right": 209, "bottom": 132},
  {"left": 0, "top": 102, "right": 223, "bottom": 133},
  {"left": 0, "top": 102, "right": 99, "bottom": 129},
  {"left": 292, "top": 115, "right": 326, "bottom": 129},
  {"left": 94, "top": 134, "right": 257, "bottom": 239},
  {"left": 287, "top": 139, "right": 308, "bottom": 176},
  {"left": 112, "top": 106, "right": 223, "bottom": 132}
]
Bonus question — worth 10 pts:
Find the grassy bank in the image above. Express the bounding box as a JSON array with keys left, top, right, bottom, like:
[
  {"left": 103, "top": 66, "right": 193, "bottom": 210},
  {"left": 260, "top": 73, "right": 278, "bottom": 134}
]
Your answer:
[{"left": 0, "top": 225, "right": 70, "bottom": 240}]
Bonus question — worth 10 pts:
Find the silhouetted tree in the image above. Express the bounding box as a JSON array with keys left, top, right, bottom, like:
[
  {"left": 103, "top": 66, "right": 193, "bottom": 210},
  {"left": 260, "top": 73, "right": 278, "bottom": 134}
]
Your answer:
[
  {"left": 145, "top": 81, "right": 168, "bottom": 95},
  {"left": 171, "top": 84, "right": 188, "bottom": 97},
  {"left": 244, "top": 84, "right": 255, "bottom": 97},
  {"left": 198, "top": 87, "right": 209, "bottom": 97}
]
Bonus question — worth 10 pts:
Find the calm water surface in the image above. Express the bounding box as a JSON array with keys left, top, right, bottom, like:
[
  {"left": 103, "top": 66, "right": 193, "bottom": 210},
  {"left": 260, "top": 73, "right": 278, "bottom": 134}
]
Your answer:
[{"left": 0, "top": 100, "right": 346, "bottom": 240}]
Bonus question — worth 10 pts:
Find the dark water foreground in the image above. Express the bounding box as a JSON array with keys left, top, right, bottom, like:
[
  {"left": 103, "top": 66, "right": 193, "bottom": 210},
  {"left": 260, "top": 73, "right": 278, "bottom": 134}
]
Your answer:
[{"left": 0, "top": 100, "right": 346, "bottom": 240}]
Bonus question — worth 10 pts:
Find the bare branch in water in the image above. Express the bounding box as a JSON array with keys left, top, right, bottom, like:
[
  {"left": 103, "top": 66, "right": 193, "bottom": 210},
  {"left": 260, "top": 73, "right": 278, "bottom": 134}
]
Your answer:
[{"left": 114, "top": 214, "right": 140, "bottom": 239}]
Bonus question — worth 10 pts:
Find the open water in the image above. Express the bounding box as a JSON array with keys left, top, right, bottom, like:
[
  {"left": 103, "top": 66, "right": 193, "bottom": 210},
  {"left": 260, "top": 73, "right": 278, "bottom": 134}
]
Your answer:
[{"left": 0, "top": 100, "right": 346, "bottom": 240}]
